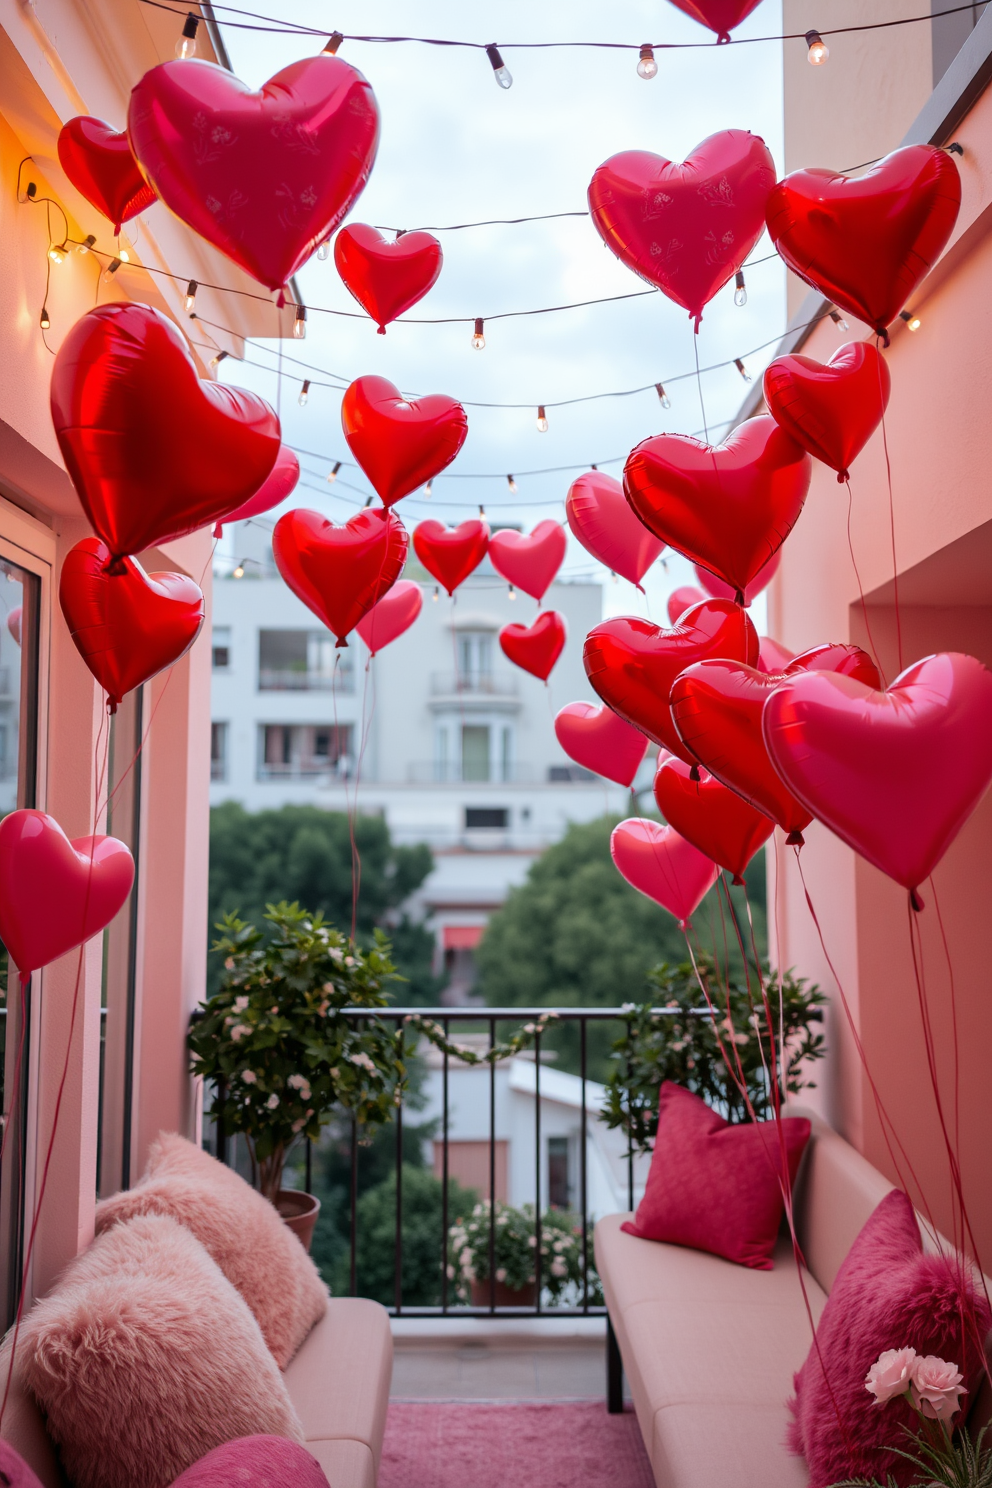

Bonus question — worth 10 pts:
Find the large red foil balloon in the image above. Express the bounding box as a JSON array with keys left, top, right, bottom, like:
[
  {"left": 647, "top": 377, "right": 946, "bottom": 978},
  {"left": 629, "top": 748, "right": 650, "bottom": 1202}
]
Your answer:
[
  {"left": 565, "top": 471, "right": 664, "bottom": 589},
  {"left": 653, "top": 752, "right": 773, "bottom": 883},
  {"left": 763, "top": 652, "right": 992, "bottom": 893},
  {"left": 610, "top": 818, "right": 718, "bottom": 928},
  {"left": 499, "top": 612, "right": 567, "bottom": 681},
  {"left": 57, "top": 117, "right": 157, "bottom": 233},
  {"left": 128, "top": 56, "right": 379, "bottom": 292},
  {"left": 214, "top": 444, "right": 300, "bottom": 535},
  {"left": 763, "top": 341, "right": 891, "bottom": 481},
  {"left": 667, "top": 586, "right": 707, "bottom": 625},
  {"left": 766, "top": 146, "right": 961, "bottom": 337},
  {"left": 355, "top": 579, "right": 423, "bottom": 656},
  {"left": 554, "top": 702, "right": 649, "bottom": 788},
  {"left": 59, "top": 537, "right": 204, "bottom": 712},
  {"left": 50, "top": 303, "right": 280, "bottom": 559},
  {"left": 0, "top": 810, "right": 135, "bottom": 976},
  {"left": 334, "top": 224, "right": 442, "bottom": 332},
  {"left": 588, "top": 132, "right": 776, "bottom": 326},
  {"left": 624, "top": 415, "right": 812, "bottom": 596},
  {"left": 670, "top": 644, "right": 882, "bottom": 837},
  {"left": 667, "top": 0, "right": 764, "bottom": 42},
  {"left": 694, "top": 550, "right": 781, "bottom": 607},
  {"left": 488, "top": 521, "right": 567, "bottom": 601},
  {"left": 412, "top": 519, "right": 489, "bottom": 596},
  {"left": 583, "top": 600, "right": 758, "bottom": 763},
  {"left": 272, "top": 507, "right": 407, "bottom": 647},
  {"left": 342, "top": 376, "right": 467, "bottom": 508}
]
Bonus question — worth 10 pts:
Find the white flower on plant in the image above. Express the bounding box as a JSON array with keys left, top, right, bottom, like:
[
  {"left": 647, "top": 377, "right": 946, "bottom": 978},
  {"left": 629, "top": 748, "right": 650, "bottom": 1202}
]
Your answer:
[
  {"left": 291, "top": 1117, "right": 306, "bottom": 1133},
  {"left": 270, "top": 1006, "right": 279, "bottom": 1015},
  {"left": 328, "top": 947, "right": 344, "bottom": 964},
  {"left": 349, "top": 1052, "right": 377, "bottom": 1075},
  {"left": 620, "top": 1002, "right": 635, "bottom": 1014},
  {"left": 459, "top": 1248, "right": 473, "bottom": 1267},
  {"left": 446, "top": 1265, "right": 455, "bottom": 1279},
  {"left": 229, "top": 1023, "right": 252, "bottom": 1042},
  {"left": 288, "top": 1074, "right": 312, "bottom": 1100},
  {"left": 224, "top": 957, "right": 236, "bottom": 970},
  {"left": 329, "top": 1067, "right": 340, "bottom": 1078},
  {"left": 550, "top": 1258, "right": 567, "bottom": 1278},
  {"left": 265, "top": 1093, "right": 279, "bottom": 1109},
  {"left": 733, "top": 1032, "right": 750, "bottom": 1046},
  {"left": 344, "top": 956, "right": 356, "bottom": 967},
  {"left": 233, "top": 995, "right": 249, "bottom": 1012},
  {"left": 527, "top": 1235, "right": 537, "bottom": 1248},
  {"left": 496, "top": 1268, "right": 507, "bottom": 1283},
  {"left": 241, "top": 1070, "right": 258, "bottom": 1085}
]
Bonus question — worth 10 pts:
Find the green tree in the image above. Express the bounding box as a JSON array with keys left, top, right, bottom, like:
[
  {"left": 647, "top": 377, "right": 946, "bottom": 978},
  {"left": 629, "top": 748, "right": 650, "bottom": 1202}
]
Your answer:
[{"left": 342, "top": 1165, "right": 478, "bottom": 1306}]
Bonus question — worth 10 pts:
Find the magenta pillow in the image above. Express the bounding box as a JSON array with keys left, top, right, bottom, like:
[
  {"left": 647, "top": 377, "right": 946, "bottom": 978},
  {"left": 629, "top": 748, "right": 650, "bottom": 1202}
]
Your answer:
[
  {"left": 621, "top": 1081, "right": 811, "bottom": 1269},
  {"left": 0, "top": 1440, "right": 46, "bottom": 1488},
  {"left": 170, "top": 1437, "right": 328, "bottom": 1488},
  {"left": 787, "top": 1189, "right": 991, "bottom": 1487}
]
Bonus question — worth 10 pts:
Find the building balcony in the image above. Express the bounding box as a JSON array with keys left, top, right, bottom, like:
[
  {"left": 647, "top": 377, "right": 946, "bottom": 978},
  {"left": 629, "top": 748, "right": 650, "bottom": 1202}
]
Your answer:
[
  {"left": 258, "top": 668, "right": 354, "bottom": 694},
  {"left": 429, "top": 672, "right": 519, "bottom": 707},
  {"left": 407, "top": 761, "right": 533, "bottom": 784}
]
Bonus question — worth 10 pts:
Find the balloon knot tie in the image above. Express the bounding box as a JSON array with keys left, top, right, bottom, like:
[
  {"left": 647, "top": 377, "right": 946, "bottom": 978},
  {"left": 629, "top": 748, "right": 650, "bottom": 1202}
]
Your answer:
[
  {"left": 335, "top": 637, "right": 349, "bottom": 649},
  {"left": 910, "top": 887, "right": 925, "bottom": 912},
  {"left": 103, "top": 556, "right": 127, "bottom": 576},
  {"left": 377, "top": 325, "right": 386, "bottom": 335},
  {"left": 689, "top": 763, "right": 701, "bottom": 782},
  {"left": 716, "top": 30, "right": 731, "bottom": 43},
  {"left": 734, "top": 588, "right": 745, "bottom": 606},
  {"left": 112, "top": 221, "right": 122, "bottom": 236},
  {"left": 107, "top": 698, "right": 118, "bottom": 716},
  {"left": 276, "top": 290, "right": 286, "bottom": 309},
  {"left": 693, "top": 313, "right": 702, "bottom": 334},
  {"left": 877, "top": 327, "right": 890, "bottom": 349},
  {"left": 732, "top": 874, "right": 744, "bottom": 886},
  {"left": 786, "top": 830, "right": 804, "bottom": 847},
  {"left": 836, "top": 469, "right": 849, "bottom": 484},
  {"left": 213, "top": 522, "right": 224, "bottom": 538}
]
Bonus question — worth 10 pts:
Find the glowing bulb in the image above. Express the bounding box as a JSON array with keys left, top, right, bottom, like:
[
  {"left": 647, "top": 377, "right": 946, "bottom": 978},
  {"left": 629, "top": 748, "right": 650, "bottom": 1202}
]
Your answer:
[
  {"left": 232, "top": 563, "right": 245, "bottom": 579},
  {"left": 101, "top": 257, "right": 122, "bottom": 283},
  {"left": 506, "top": 475, "right": 517, "bottom": 494},
  {"left": 829, "top": 309, "right": 849, "bottom": 330},
  {"left": 900, "top": 311, "right": 922, "bottom": 332},
  {"left": 118, "top": 246, "right": 130, "bottom": 263},
  {"left": 636, "top": 44, "right": 658, "bottom": 80},
  {"left": 209, "top": 350, "right": 229, "bottom": 369},
  {"left": 323, "top": 31, "right": 344, "bottom": 54},
  {"left": 655, "top": 383, "right": 671, "bottom": 410},
  {"left": 536, "top": 405, "right": 548, "bottom": 433},
  {"left": 293, "top": 305, "right": 307, "bottom": 340},
  {"left": 734, "top": 358, "right": 752, "bottom": 383},
  {"left": 508, "top": 584, "right": 516, "bottom": 600},
  {"left": 327, "top": 461, "right": 342, "bottom": 484},
  {"left": 734, "top": 270, "right": 747, "bottom": 307},
  {"left": 76, "top": 234, "right": 97, "bottom": 255},
  {"left": 472, "top": 317, "right": 486, "bottom": 350},
  {"left": 479, "top": 504, "right": 486, "bottom": 519},
  {"left": 486, "top": 43, "right": 513, "bottom": 89},
  {"left": 176, "top": 12, "right": 199, "bottom": 57},
  {"left": 298, "top": 379, "right": 310, "bottom": 407},
  {"left": 185, "top": 279, "right": 197, "bottom": 312},
  {"left": 805, "top": 29, "right": 828, "bottom": 65},
  {"left": 424, "top": 480, "right": 433, "bottom": 498},
  {"left": 47, "top": 243, "right": 66, "bottom": 266},
  {"left": 433, "top": 586, "right": 439, "bottom": 602},
  {"left": 316, "top": 240, "right": 331, "bottom": 261},
  {"left": 39, "top": 306, "right": 50, "bottom": 330}
]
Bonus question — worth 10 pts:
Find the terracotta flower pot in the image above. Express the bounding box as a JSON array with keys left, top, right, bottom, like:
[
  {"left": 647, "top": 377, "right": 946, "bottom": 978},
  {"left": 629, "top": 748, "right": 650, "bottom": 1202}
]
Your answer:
[
  {"left": 276, "top": 1188, "right": 321, "bottom": 1252},
  {"left": 470, "top": 1277, "right": 537, "bottom": 1308}
]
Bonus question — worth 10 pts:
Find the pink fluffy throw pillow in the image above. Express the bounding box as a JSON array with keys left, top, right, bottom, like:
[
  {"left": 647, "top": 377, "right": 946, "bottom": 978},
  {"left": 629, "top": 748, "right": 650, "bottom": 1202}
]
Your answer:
[
  {"left": 0, "top": 1440, "right": 47, "bottom": 1488},
  {"left": 169, "top": 1437, "right": 328, "bottom": 1488},
  {"left": 96, "top": 1134, "right": 327, "bottom": 1368},
  {"left": 621, "top": 1082, "right": 810, "bottom": 1269},
  {"left": 17, "top": 1214, "right": 304, "bottom": 1488},
  {"left": 787, "top": 1189, "right": 991, "bottom": 1487}
]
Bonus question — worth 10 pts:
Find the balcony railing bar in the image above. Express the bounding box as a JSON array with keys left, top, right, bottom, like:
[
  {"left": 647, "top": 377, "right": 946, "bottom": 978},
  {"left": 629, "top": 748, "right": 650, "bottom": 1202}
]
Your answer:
[
  {"left": 488, "top": 1016, "right": 496, "bottom": 1314},
  {"left": 535, "top": 1025, "right": 542, "bottom": 1314},
  {"left": 580, "top": 1017, "right": 589, "bottom": 1313},
  {"left": 441, "top": 1019, "right": 450, "bottom": 1312}
]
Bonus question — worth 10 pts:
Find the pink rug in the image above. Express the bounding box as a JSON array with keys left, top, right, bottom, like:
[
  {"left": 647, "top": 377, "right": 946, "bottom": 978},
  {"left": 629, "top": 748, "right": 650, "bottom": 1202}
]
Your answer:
[{"left": 378, "top": 1401, "right": 654, "bottom": 1488}]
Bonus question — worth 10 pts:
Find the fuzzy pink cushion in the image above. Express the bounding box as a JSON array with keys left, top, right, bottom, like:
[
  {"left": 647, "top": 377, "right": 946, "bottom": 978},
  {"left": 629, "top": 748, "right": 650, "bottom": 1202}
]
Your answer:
[
  {"left": 787, "top": 1189, "right": 991, "bottom": 1487},
  {"left": 0, "top": 1440, "right": 47, "bottom": 1488},
  {"left": 96, "top": 1134, "right": 327, "bottom": 1368},
  {"left": 17, "top": 1214, "right": 304, "bottom": 1488},
  {"left": 169, "top": 1437, "right": 328, "bottom": 1488},
  {"left": 621, "top": 1082, "right": 810, "bottom": 1269}
]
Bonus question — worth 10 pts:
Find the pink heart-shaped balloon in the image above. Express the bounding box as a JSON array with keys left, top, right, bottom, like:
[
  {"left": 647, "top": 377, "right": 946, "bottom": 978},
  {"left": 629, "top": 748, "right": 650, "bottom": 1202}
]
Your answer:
[
  {"left": 214, "top": 444, "right": 300, "bottom": 535},
  {"left": 762, "top": 652, "right": 992, "bottom": 892},
  {"left": 341, "top": 375, "right": 468, "bottom": 508},
  {"left": 355, "top": 579, "right": 423, "bottom": 656},
  {"left": 666, "top": 586, "right": 707, "bottom": 626},
  {"left": 334, "top": 224, "right": 442, "bottom": 332},
  {"left": 565, "top": 471, "right": 664, "bottom": 589},
  {"left": 7, "top": 608, "right": 21, "bottom": 646},
  {"left": 499, "top": 611, "right": 567, "bottom": 681},
  {"left": 489, "top": 522, "right": 567, "bottom": 601},
  {"left": 694, "top": 549, "right": 781, "bottom": 607},
  {"left": 758, "top": 636, "right": 794, "bottom": 674},
  {"left": 610, "top": 818, "right": 718, "bottom": 928},
  {"left": 554, "top": 702, "right": 649, "bottom": 788},
  {"left": 0, "top": 810, "right": 135, "bottom": 976}
]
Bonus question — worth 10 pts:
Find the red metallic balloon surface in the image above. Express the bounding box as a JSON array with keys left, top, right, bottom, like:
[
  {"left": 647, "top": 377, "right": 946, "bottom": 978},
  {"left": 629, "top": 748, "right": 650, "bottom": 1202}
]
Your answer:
[
  {"left": 588, "top": 131, "right": 776, "bottom": 326},
  {"left": 653, "top": 751, "right": 773, "bottom": 883},
  {"left": 272, "top": 507, "right": 408, "bottom": 647},
  {"left": 488, "top": 521, "right": 567, "bottom": 602},
  {"left": 50, "top": 304, "right": 280, "bottom": 559},
  {"left": 215, "top": 444, "right": 300, "bottom": 535},
  {"left": 59, "top": 537, "right": 204, "bottom": 712},
  {"left": 667, "top": 586, "right": 707, "bottom": 625},
  {"left": 412, "top": 519, "right": 489, "bottom": 596},
  {"left": 7, "top": 608, "right": 21, "bottom": 646},
  {"left": 763, "top": 341, "right": 891, "bottom": 480},
  {"left": 342, "top": 376, "right": 467, "bottom": 508},
  {"left": 758, "top": 635, "right": 794, "bottom": 674},
  {"left": 610, "top": 818, "right": 718, "bottom": 929},
  {"left": 499, "top": 611, "right": 567, "bottom": 681},
  {"left": 694, "top": 549, "right": 781, "bottom": 607},
  {"left": 334, "top": 224, "right": 442, "bottom": 332},
  {"left": 583, "top": 600, "right": 758, "bottom": 763},
  {"left": 0, "top": 810, "right": 135, "bottom": 976},
  {"left": 763, "top": 652, "right": 992, "bottom": 892},
  {"left": 667, "top": 0, "right": 764, "bottom": 42},
  {"left": 554, "top": 702, "right": 649, "bottom": 788},
  {"left": 624, "top": 415, "right": 811, "bottom": 596},
  {"left": 565, "top": 471, "right": 664, "bottom": 589},
  {"left": 127, "top": 55, "right": 379, "bottom": 292},
  {"left": 57, "top": 117, "right": 157, "bottom": 233},
  {"left": 766, "top": 146, "right": 961, "bottom": 336},
  {"left": 355, "top": 579, "right": 423, "bottom": 656}
]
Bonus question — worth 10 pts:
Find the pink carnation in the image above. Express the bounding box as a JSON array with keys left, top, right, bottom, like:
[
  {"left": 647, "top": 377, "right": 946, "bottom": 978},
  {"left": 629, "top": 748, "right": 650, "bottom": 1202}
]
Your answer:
[
  {"left": 865, "top": 1348, "right": 917, "bottom": 1405},
  {"left": 910, "top": 1354, "right": 966, "bottom": 1423}
]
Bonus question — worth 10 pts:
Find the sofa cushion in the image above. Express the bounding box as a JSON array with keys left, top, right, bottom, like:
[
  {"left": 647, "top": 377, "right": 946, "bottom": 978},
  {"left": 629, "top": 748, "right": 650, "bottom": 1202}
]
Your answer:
[
  {"left": 16, "top": 1213, "right": 304, "bottom": 1488},
  {"left": 96, "top": 1134, "right": 328, "bottom": 1368},
  {"left": 787, "top": 1105, "right": 895, "bottom": 1293},
  {"left": 283, "top": 1298, "right": 393, "bottom": 1472},
  {"left": 622, "top": 1083, "right": 811, "bottom": 1269},
  {"left": 169, "top": 1437, "right": 329, "bottom": 1488},
  {"left": 0, "top": 1439, "right": 49, "bottom": 1488}
]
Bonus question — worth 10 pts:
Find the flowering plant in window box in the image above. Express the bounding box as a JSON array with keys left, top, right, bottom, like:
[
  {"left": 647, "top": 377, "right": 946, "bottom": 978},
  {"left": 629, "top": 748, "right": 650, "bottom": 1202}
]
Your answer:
[{"left": 447, "top": 1200, "right": 603, "bottom": 1308}]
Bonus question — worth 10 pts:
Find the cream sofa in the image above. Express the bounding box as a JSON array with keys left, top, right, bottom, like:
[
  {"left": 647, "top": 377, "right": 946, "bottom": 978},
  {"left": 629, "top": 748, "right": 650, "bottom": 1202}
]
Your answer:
[
  {"left": 0, "top": 1295, "right": 393, "bottom": 1488},
  {"left": 595, "top": 1107, "right": 901, "bottom": 1488}
]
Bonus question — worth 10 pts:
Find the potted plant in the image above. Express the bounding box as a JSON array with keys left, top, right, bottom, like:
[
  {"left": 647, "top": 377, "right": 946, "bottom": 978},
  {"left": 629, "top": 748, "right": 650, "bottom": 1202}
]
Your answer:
[
  {"left": 188, "top": 901, "right": 407, "bottom": 1249},
  {"left": 448, "top": 1200, "right": 602, "bottom": 1308}
]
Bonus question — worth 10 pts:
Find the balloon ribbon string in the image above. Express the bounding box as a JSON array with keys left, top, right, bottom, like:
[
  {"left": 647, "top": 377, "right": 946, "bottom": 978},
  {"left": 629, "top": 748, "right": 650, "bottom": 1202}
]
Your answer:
[
  {"left": 844, "top": 477, "right": 886, "bottom": 687},
  {"left": 692, "top": 331, "right": 710, "bottom": 445},
  {"left": 930, "top": 878, "right": 963, "bottom": 1198},
  {"left": 876, "top": 348, "right": 903, "bottom": 674}
]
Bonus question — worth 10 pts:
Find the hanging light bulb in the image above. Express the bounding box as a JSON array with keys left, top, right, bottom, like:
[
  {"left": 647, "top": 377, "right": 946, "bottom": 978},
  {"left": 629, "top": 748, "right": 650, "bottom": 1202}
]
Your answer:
[
  {"left": 101, "top": 257, "right": 122, "bottom": 283},
  {"left": 479, "top": 504, "right": 486, "bottom": 519},
  {"left": 828, "top": 308, "right": 849, "bottom": 329},
  {"left": 184, "top": 279, "right": 198, "bottom": 312},
  {"left": 636, "top": 44, "right": 658, "bottom": 80},
  {"left": 805, "top": 29, "right": 829, "bottom": 65},
  {"left": 734, "top": 358, "right": 752, "bottom": 383},
  {"left": 75, "top": 234, "right": 97, "bottom": 255},
  {"left": 471, "top": 318, "right": 486, "bottom": 350},
  {"left": 424, "top": 479, "right": 433, "bottom": 498},
  {"left": 118, "top": 245, "right": 130, "bottom": 263},
  {"left": 734, "top": 270, "right": 747, "bottom": 307},
  {"left": 232, "top": 562, "right": 245, "bottom": 579},
  {"left": 486, "top": 43, "right": 513, "bottom": 89},
  {"left": 47, "top": 243, "right": 66, "bottom": 266},
  {"left": 298, "top": 379, "right": 311, "bottom": 407},
  {"left": 433, "top": 586, "right": 439, "bottom": 602},
  {"left": 536, "top": 405, "right": 548, "bottom": 432},
  {"left": 508, "top": 584, "right": 516, "bottom": 600},
  {"left": 209, "top": 350, "right": 230, "bottom": 369},
  {"left": 293, "top": 305, "right": 307, "bottom": 340},
  {"left": 506, "top": 475, "right": 517, "bottom": 494},
  {"left": 900, "top": 310, "right": 922, "bottom": 332},
  {"left": 327, "top": 461, "right": 342, "bottom": 484},
  {"left": 654, "top": 383, "right": 671, "bottom": 410},
  {"left": 323, "top": 31, "right": 344, "bottom": 53},
  {"left": 316, "top": 240, "right": 331, "bottom": 261},
  {"left": 175, "top": 12, "right": 199, "bottom": 58},
  {"left": 610, "top": 571, "right": 618, "bottom": 583},
  {"left": 39, "top": 306, "right": 51, "bottom": 331},
  {"left": 363, "top": 496, "right": 374, "bottom": 508}
]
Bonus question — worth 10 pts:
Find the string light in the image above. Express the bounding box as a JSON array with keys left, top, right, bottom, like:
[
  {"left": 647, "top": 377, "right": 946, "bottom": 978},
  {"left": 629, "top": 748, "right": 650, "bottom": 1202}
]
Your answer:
[
  {"left": 472, "top": 318, "right": 486, "bottom": 350},
  {"left": 209, "top": 350, "right": 230, "bottom": 368},
  {"left": 655, "top": 384, "right": 671, "bottom": 410},
  {"left": 363, "top": 495, "right": 374, "bottom": 508},
  {"left": 185, "top": 279, "right": 198, "bottom": 312},
  {"left": 900, "top": 310, "right": 922, "bottom": 331},
  {"left": 433, "top": 586, "right": 439, "bottom": 602},
  {"left": 536, "top": 405, "right": 548, "bottom": 432},
  {"left": 508, "top": 584, "right": 516, "bottom": 600},
  {"left": 47, "top": 243, "right": 66, "bottom": 266},
  {"left": 806, "top": 29, "right": 829, "bottom": 64},
  {"left": 175, "top": 12, "right": 199, "bottom": 58},
  {"left": 734, "top": 271, "right": 747, "bottom": 307},
  {"left": 101, "top": 257, "right": 122, "bottom": 283},
  {"left": 424, "top": 479, "right": 433, "bottom": 497},
  {"left": 734, "top": 358, "right": 751, "bottom": 383},
  {"left": 506, "top": 475, "right": 517, "bottom": 494},
  {"left": 118, "top": 246, "right": 130, "bottom": 263},
  {"left": 636, "top": 44, "right": 658, "bottom": 79},
  {"left": 232, "top": 562, "right": 245, "bottom": 578},
  {"left": 479, "top": 504, "right": 486, "bottom": 518},
  {"left": 298, "top": 379, "right": 310, "bottom": 407},
  {"left": 316, "top": 240, "right": 331, "bottom": 261},
  {"left": 39, "top": 306, "right": 50, "bottom": 331},
  {"left": 323, "top": 31, "right": 344, "bottom": 54},
  {"left": 829, "top": 308, "right": 849, "bottom": 329},
  {"left": 486, "top": 44, "right": 513, "bottom": 89},
  {"left": 76, "top": 234, "right": 96, "bottom": 255},
  {"left": 327, "top": 461, "right": 342, "bottom": 484},
  {"left": 294, "top": 305, "right": 307, "bottom": 340}
]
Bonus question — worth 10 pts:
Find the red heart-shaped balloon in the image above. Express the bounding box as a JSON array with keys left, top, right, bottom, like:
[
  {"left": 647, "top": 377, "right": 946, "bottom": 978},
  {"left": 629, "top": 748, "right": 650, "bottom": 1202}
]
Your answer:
[
  {"left": 215, "top": 444, "right": 300, "bottom": 535},
  {"left": 334, "top": 224, "right": 443, "bottom": 332},
  {"left": 0, "top": 810, "right": 135, "bottom": 976},
  {"left": 766, "top": 146, "right": 961, "bottom": 336},
  {"left": 653, "top": 752, "right": 773, "bottom": 883},
  {"left": 667, "top": 586, "right": 707, "bottom": 626},
  {"left": 355, "top": 579, "right": 423, "bottom": 656},
  {"left": 59, "top": 537, "right": 204, "bottom": 712},
  {"left": 342, "top": 376, "right": 468, "bottom": 508},
  {"left": 667, "top": 0, "right": 764, "bottom": 41},
  {"left": 624, "top": 415, "right": 812, "bottom": 595},
  {"left": 7, "top": 608, "right": 21, "bottom": 647},
  {"left": 412, "top": 519, "right": 489, "bottom": 596},
  {"left": 554, "top": 702, "right": 649, "bottom": 788},
  {"left": 50, "top": 303, "right": 280, "bottom": 560},
  {"left": 128, "top": 55, "right": 379, "bottom": 292},
  {"left": 610, "top": 818, "right": 718, "bottom": 928},
  {"left": 763, "top": 341, "right": 891, "bottom": 480},
  {"left": 57, "top": 117, "right": 157, "bottom": 233},
  {"left": 694, "top": 549, "right": 781, "bottom": 607},
  {"left": 670, "top": 644, "right": 882, "bottom": 837},
  {"left": 758, "top": 636, "right": 794, "bottom": 674},
  {"left": 763, "top": 653, "right": 992, "bottom": 893},
  {"left": 272, "top": 507, "right": 408, "bottom": 646},
  {"left": 499, "top": 611, "right": 567, "bottom": 681},
  {"left": 488, "top": 522, "right": 567, "bottom": 601},
  {"left": 588, "top": 131, "right": 776, "bottom": 325},
  {"left": 583, "top": 600, "right": 758, "bottom": 762},
  {"left": 565, "top": 471, "right": 664, "bottom": 589}
]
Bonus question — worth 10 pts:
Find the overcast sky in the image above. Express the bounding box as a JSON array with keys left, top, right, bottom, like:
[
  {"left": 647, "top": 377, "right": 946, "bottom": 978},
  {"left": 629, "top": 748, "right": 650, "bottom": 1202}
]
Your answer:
[{"left": 214, "top": 0, "right": 797, "bottom": 628}]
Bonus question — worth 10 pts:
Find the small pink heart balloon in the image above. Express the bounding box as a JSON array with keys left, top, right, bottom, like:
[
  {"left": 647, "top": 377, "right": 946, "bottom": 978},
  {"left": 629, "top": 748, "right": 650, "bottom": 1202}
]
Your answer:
[
  {"left": 565, "top": 471, "right": 664, "bottom": 589},
  {"left": 610, "top": 818, "right": 719, "bottom": 928},
  {"left": 355, "top": 579, "right": 423, "bottom": 656},
  {"left": 666, "top": 586, "right": 707, "bottom": 626},
  {"left": 694, "top": 549, "right": 781, "bottom": 607},
  {"left": 214, "top": 444, "right": 301, "bottom": 535},
  {"left": 6, "top": 607, "right": 22, "bottom": 646},
  {"left": 488, "top": 521, "right": 566, "bottom": 601},
  {"left": 554, "top": 702, "right": 649, "bottom": 788}
]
